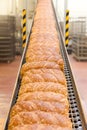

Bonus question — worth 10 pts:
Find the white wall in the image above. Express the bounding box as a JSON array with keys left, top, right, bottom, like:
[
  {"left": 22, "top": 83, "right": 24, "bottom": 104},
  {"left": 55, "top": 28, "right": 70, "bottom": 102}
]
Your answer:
[
  {"left": 68, "top": 0, "right": 87, "bottom": 17},
  {"left": 53, "top": 0, "right": 87, "bottom": 18},
  {"left": 0, "top": 0, "right": 37, "bottom": 16},
  {"left": 0, "top": 0, "right": 16, "bottom": 15},
  {"left": 0, "top": 0, "right": 9, "bottom": 15}
]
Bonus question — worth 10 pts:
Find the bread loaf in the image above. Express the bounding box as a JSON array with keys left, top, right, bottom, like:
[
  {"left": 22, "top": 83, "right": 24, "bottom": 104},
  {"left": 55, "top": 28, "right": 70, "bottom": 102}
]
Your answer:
[
  {"left": 10, "top": 100, "right": 69, "bottom": 118},
  {"left": 10, "top": 124, "right": 72, "bottom": 130},
  {"left": 19, "top": 82, "right": 67, "bottom": 96},
  {"left": 26, "top": 47, "right": 63, "bottom": 70},
  {"left": 21, "top": 61, "right": 61, "bottom": 76},
  {"left": 8, "top": 111, "right": 72, "bottom": 130},
  {"left": 17, "top": 92, "right": 68, "bottom": 104},
  {"left": 21, "top": 69, "right": 66, "bottom": 85}
]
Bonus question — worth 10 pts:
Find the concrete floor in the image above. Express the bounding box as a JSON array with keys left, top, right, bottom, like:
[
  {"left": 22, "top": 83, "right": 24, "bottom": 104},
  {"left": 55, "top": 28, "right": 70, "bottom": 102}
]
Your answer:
[
  {"left": 0, "top": 56, "right": 21, "bottom": 129},
  {"left": 0, "top": 54, "right": 87, "bottom": 129}
]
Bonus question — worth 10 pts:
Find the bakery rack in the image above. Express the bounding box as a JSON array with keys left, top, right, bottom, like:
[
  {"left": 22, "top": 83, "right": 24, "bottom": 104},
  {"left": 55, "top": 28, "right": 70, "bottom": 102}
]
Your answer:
[
  {"left": 4, "top": 1, "right": 87, "bottom": 130},
  {"left": 0, "top": 15, "right": 15, "bottom": 62}
]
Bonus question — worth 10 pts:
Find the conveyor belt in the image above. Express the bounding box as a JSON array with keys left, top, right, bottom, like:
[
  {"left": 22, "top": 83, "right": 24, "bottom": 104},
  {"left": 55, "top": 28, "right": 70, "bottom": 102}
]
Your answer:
[
  {"left": 4, "top": 1, "right": 87, "bottom": 130},
  {"left": 52, "top": 1, "right": 87, "bottom": 130}
]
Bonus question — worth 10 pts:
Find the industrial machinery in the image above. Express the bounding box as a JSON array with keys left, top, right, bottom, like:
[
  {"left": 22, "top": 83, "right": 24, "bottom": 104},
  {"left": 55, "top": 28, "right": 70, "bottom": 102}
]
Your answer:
[{"left": 4, "top": 1, "right": 87, "bottom": 130}]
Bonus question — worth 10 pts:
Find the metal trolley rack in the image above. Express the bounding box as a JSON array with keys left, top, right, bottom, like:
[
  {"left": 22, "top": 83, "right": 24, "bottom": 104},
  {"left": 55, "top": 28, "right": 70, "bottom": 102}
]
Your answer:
[
  {"left": 70, "top": 17, "right": 87, "bottom": 60},
  {"left": 4, "top": 1, "right": 87, "bottom": 130},
  {"left": 0, "top": 15, "right": 15, "bottom": 62}
]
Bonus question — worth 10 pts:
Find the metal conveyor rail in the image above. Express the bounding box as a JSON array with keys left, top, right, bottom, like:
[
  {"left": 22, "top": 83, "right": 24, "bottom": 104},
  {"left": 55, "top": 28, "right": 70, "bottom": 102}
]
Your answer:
[{"left": 52, "top": 1, "right": 87, "bottom": 129}]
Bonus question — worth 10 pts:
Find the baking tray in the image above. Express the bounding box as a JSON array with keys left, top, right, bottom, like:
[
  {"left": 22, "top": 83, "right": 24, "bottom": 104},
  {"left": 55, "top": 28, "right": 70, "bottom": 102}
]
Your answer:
[
  {"left": 52, "top": 1, "right": 87, "bottom": 129},
  {"left": 4, "top": 2, "right": 87, "bottom": 130}
]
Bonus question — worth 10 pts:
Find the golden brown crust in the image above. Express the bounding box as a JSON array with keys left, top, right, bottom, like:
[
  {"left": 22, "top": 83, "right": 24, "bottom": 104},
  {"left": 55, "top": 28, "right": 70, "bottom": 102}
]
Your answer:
[
  {"left": 10, "top": 100, "right": 69, "bottom": 117},
  {"left": 26, "top": 47, "right": 64, "bottom": 70},
  {"left": 21, "top": 69, "right": 66, "bottom": 85},
  {"left": 8, "top": 111, "right": 72, "bottom": 130},
  {"left": 21, "top": 61, "right": 61, "bottom": 76},
  {"left": 17, "top": 92, "right": 68, "bottom": 104},
  {"left": 9, "top": 124, "right": 72, "bottom": 130},
  {"left": 19, "top": 82, "right": 67, "bottom": 96},
  {"left": 25, "top": 45, "right": 64, "bottom": 71}
]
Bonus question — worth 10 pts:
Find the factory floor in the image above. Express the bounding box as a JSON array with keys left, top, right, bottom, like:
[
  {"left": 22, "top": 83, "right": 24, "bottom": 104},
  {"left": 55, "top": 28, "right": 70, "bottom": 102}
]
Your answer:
[
  {"left": 0, "top": 54, "right": 87, "bottom": 129},
  {"left": 68, "top": 54, "right": 87, "bottom": 122},
  {"left": 0, "top": 56, "right": 21, "bottom": 129}
]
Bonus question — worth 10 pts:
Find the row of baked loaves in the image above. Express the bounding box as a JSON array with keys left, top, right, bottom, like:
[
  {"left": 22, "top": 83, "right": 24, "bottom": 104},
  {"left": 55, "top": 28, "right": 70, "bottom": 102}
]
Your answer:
[{"left": 8, "top": 0, "right": 72, "bottom": 130}]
